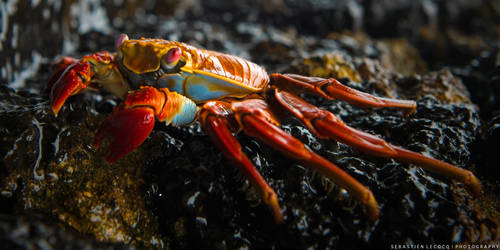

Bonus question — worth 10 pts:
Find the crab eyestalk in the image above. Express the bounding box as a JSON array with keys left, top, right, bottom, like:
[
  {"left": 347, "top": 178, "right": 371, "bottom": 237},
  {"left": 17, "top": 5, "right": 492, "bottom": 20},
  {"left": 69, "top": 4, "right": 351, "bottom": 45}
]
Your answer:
[
  {"left": 115, "top": 33, "right": 129, "bottom": 49},
  {"left": 161, "top": 47, "right": 182, "bottom": 70}
]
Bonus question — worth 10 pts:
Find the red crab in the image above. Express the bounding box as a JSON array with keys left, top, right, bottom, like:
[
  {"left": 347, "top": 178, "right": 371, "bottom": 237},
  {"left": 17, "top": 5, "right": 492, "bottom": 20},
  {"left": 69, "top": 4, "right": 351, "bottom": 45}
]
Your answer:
[{"left": 47, "top": 34, "right": 481, "bottom": 223}]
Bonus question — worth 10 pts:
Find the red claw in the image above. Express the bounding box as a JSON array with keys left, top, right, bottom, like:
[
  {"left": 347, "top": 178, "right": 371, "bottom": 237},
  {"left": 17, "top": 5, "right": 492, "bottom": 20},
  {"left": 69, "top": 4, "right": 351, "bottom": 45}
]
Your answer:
[
  {"left": 93, "top": 107, "right": 156, "bottom": 163},
  {"left": 46, "top": 57, "right": 79, "bottom": 92},
  {"left": 49, "top": 61, "right": 92, "bottom": 116}
]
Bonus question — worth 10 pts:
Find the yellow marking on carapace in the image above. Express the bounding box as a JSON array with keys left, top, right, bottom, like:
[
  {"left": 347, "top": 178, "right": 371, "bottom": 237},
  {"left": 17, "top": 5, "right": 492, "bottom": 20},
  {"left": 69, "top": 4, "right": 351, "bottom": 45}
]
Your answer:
[
  {"left": 119, "top": 39, "right": 201, "bottom": 74},
  {"left": 118, "top": 38, "right": 269, "bottom": 91}
]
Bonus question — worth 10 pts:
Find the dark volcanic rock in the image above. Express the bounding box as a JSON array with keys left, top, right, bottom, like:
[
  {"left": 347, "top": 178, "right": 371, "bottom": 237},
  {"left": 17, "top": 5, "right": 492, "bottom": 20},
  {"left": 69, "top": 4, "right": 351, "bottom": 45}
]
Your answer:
[{"left": 0, "top": 86, "right": 164, "bottom": 248}]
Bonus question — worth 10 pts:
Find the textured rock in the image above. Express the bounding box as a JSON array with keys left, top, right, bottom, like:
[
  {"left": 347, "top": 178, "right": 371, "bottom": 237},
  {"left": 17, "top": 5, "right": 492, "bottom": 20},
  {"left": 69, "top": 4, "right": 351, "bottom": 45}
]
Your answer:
[{"left": 0, "top": 0, "right": 499, "bottom": 249}]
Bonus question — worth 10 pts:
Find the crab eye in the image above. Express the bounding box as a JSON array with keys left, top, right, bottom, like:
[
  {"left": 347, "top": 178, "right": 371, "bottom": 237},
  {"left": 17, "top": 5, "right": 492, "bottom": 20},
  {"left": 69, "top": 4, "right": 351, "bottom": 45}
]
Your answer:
[
  {"left": 161, "top": 47, "right": 182, "bottom": 72},
  {"left": 165, "top": 47, "right": 181, "bottom": 64},
  {"left": 115, "top": 34, "right": 129, "bottom": 49}
]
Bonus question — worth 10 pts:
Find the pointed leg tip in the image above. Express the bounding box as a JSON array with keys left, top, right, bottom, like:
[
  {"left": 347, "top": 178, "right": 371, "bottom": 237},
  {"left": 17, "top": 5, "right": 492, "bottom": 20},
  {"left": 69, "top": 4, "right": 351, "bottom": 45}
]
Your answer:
[
  {"left": 402, "top": 104, "right": 417, "bottom": 116},
  {"left": 273, "top": 212, "right": 285, "bottom": 224},
  {"left": 51, "top": 106, "right": 61, "bottom": 117},
  {"left": 266, "top": 193, "right": 284, "bottom": 224},
  {"left": 468, "top": 174, "right": 482, "bottom": 198},
  {"left": 367, "top": 209, "right": 379, "bottom": 224},
  {"left": 363, "top": 190, "right": 379, "bottom": 223}
]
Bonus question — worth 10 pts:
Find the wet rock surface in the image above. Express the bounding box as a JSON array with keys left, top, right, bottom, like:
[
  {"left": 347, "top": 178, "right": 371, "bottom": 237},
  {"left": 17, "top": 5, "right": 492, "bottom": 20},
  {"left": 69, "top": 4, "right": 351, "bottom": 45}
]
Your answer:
[{"left": 1, "top": 0, "right": 499, "bottom": 249}]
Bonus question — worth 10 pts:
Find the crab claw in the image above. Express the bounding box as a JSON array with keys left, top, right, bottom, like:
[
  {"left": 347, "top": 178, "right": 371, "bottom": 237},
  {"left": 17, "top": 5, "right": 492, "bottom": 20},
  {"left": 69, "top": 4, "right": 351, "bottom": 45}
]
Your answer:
[
  {"left": 49, "top": 61, "right": 92, "bottom": 116},
  {"left": 46, "top": 57, "right": 79, "bottom": 93},
  {"left": 93, "top": 106, "right": 156, "bottom": 163},
  {"left": 93, "top": 86, "right": 198, "bottom": 163}
]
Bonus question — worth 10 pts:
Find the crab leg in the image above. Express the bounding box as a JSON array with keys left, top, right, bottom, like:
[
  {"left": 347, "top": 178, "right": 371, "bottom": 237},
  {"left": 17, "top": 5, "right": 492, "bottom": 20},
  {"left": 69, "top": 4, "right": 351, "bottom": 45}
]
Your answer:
[
  {"left": 273, "top": 89, "right": 482, "bottom": 197},
  {"left": 231, "top": 99, "right": 379, "bottom": 222},
  {"left": 200, "top": 101, "right": 283, "bottom": 223},
  {"left": 94, "top": 86, "right": 198, "bottom": 163},
  {"left": 271, "top": 73, "right": 417, "bottom": 114}
]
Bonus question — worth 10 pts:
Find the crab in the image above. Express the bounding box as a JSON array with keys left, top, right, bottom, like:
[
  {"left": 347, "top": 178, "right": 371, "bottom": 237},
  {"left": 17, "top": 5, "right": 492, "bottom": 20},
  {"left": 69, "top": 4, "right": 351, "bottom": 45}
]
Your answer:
[{"left": 47, "top": 34, "right": 481, "bottom": 223}]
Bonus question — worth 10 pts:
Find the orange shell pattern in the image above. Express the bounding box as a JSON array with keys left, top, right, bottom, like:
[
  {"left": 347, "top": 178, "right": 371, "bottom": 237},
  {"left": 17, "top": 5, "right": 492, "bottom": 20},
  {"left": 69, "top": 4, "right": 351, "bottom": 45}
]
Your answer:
[{"left": 119, "top": 38, "right": 269, "bottom": 91}]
